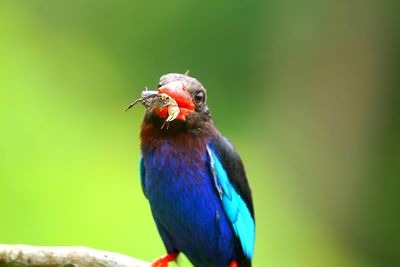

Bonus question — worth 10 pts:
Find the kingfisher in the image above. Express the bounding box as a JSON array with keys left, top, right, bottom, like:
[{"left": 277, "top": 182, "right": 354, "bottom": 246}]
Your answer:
[{"left": 127, "top": 73, "right": 255, "bottom": 267}]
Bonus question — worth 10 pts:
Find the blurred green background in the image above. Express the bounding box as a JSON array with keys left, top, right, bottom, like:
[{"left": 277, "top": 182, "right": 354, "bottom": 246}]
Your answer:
[{"left": 0, "top": 1, "right": 398, "bottom": 267}]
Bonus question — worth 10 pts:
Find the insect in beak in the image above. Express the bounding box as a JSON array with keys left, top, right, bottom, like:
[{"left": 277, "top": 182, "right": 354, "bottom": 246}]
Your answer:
[
  {"left": 125, "top": 87, "right": 159, "bottom": 111},
  {"left": 157, "top": 93, "right": 180, "bottom": 129},
  {"left": 125, "top": 88, "right": 182, "bottom": 128},
  {"left": 164, "top": 97, "right": 180, "bottom": 122}
]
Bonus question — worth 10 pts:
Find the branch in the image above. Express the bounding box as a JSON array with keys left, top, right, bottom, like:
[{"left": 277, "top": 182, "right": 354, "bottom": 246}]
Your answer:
[{"left": 0, "top": 244, "right": 150, "bottom": 267}]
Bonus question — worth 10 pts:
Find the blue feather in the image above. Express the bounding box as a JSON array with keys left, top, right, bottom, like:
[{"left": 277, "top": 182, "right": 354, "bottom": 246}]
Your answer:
[
  {"left": 142, "top": 141, "right": 240, "bottom": 266},
  {"left": 207, "top": 146, "right": 255, "bottom": 259},
  {"left": 139, "top": 155, "right": 147, "bottom": 197}
]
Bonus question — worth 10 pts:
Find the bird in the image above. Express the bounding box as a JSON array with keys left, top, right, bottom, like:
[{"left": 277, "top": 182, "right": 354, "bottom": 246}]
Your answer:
[{"left": 128, "top": 73, "right": 255, "bottom": 267}]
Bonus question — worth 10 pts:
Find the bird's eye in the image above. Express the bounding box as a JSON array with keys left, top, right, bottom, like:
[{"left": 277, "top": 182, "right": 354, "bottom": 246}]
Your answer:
[{"left": 194, "top": 91, "right": 205, "bottom": 104}]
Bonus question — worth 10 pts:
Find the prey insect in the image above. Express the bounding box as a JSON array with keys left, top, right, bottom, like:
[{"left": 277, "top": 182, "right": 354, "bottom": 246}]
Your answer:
[
  {"left": 125, "top": 88, "right": 181, "bottom": 129},
  {"left": 159, "top": 93, "right": 180, "bottom": 122},
  {"left": 125, "top": 87, "right": 157, "bottom": 111}
]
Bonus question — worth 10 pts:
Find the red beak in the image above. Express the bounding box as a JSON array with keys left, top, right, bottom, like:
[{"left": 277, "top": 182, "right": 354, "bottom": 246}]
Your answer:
[{"left": 154, "top": 81, "right": 195, "bottom": 121}]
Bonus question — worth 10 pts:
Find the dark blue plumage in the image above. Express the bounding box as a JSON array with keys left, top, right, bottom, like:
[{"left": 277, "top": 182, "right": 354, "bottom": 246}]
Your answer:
[{"left": 136, "top": 73, "right": 254, "bottom": 267}]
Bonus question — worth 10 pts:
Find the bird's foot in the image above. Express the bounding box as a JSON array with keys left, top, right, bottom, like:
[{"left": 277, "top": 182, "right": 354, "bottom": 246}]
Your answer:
[
  {"left": 151, "top": 253, "right": 178, "bottom": 267},
  {"left": 229, "top": 260, "right": 239, "bottom": 267}
]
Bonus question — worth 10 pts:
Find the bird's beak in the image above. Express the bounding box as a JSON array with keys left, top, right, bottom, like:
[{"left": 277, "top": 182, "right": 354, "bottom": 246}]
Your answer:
[{"left": 154, "top": 81, "right": 195, "bottom": 121}]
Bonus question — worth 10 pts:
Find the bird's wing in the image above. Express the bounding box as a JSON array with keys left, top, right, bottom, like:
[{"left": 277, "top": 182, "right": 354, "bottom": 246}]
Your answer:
[
  {"left": 139, "top": 155, "right": 148, "bottom": 198},
  {"left": 207, "top": 136, "right": 255, "bottom": 260}
]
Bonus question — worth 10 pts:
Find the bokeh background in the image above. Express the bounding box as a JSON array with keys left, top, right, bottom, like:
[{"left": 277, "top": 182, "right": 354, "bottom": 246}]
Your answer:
[{"left": 0, "top": 1, "right": 398, "bottom": 267}]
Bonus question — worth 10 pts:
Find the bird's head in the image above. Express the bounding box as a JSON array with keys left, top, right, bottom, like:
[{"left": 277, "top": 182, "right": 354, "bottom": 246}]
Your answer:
[{"left": 127, "top": 73, "right": 212, "bottom": 130}]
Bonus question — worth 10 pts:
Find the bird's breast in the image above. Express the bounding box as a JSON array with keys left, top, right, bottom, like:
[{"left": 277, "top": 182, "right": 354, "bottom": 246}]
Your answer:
[
  {"left": 141, "top": 137, "right": 238, "bottom": 266},
  {"left": 142, "top": 138, "right": 209, "bottom": 194}
]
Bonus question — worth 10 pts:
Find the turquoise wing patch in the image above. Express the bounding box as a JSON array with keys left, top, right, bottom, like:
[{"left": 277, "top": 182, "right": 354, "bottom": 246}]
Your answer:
[{"left": 207, "top": 146, "right": 255, "bottom": 259}]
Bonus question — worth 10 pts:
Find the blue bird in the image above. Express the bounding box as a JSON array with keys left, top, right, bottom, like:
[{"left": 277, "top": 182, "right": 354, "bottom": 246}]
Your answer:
[{"left": 128, "top": 73, "right": 255, "bottom": 267}]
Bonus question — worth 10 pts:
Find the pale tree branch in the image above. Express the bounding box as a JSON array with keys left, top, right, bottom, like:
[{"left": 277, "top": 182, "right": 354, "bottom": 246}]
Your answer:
[{"left": 0, "top": 244, "right": 150, "bottom": 267}]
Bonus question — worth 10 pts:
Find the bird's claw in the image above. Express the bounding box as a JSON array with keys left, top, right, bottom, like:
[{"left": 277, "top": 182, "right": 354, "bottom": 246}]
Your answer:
[{"left": 151, "top": 253, "right": 178, "bottom": 267}]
